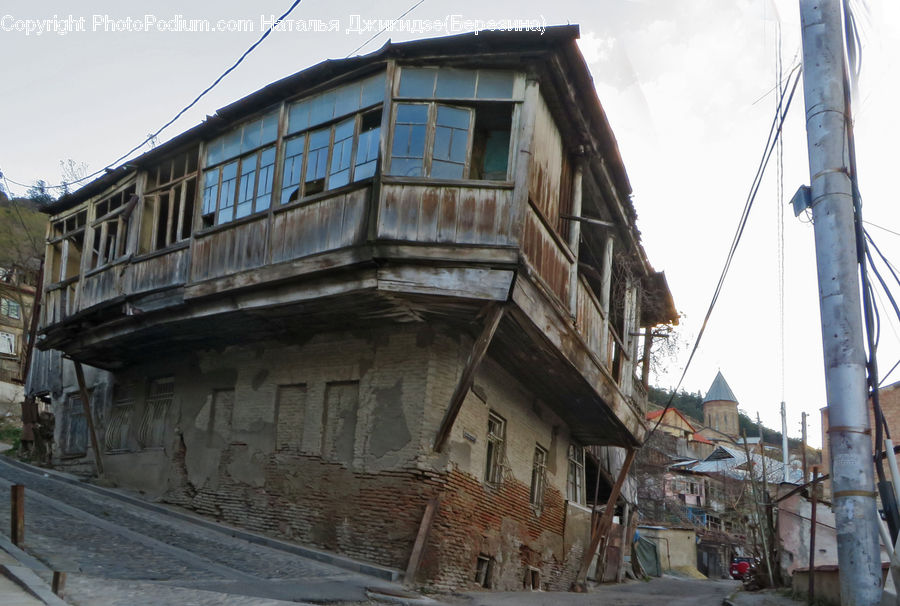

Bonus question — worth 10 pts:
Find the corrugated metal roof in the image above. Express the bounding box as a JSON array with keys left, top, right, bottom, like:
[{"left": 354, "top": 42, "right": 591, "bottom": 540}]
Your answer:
[{"left": 703, "top": 371, "right": 738, "bottom": 403}]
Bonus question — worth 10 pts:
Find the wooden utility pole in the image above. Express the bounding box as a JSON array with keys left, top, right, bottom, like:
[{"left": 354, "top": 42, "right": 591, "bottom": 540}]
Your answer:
[{"left": 73, "top": 360, "right": 104, "bottom": 477}]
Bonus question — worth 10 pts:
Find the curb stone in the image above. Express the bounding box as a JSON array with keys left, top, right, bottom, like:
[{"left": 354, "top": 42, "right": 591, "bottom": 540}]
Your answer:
[{"left": 0, "top": 565, "right": 68, "bottom": 605}]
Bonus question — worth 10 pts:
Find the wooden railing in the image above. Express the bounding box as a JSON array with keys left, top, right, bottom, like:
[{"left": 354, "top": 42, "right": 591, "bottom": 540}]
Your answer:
[{"left": 378, "top": 181, "right": 515, "bottom": 247}]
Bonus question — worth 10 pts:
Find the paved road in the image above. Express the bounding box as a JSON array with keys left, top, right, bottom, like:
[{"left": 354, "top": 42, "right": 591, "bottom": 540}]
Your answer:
[
  {"left": 463, "top": 576, "right": 742, "bottom": 606},
  {"left": 0, "top": 457, "right": 403, "bottom": 605}
]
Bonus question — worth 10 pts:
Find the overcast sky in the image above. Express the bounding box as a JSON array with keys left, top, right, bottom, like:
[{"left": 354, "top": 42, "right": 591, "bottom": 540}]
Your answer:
[{"left": 1, "top": 0, "right": 898, "bottom": 448}]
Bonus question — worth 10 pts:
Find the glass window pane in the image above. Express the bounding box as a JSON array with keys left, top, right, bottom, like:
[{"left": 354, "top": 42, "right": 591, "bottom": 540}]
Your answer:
[
  {"left": 241, "top": 119, "right": 262, "bottom": 153},
  {"left": 436, "top": 105, "right": 471, "bottom": 130},
  {"left": 261, "top": 112, "right": 278, "bottom": 144},
  {"left": 435, "top": 69, "right": 476, "bottom": 98},
  {"left": 432, "top": 160, "right": 465, "bottom": 179},
  {"left": 206, "top": 139, "right": 224, "bottom": 167},
  {"left": 309, "top": 91, "right": 336, "bottom": 127},
  {"left": 280, "top": 135, "right": 305, "bottom": 204},
  {"left": 390, "top": 158, "right": 424, "bottom": 177},
  {"left": 396, "top": 104, "right": 428, "bottom": 124},
  {"left": 328, "top": 118, "right": 355, "bottom": 190},
  {"left": 256, "top": 147, "right": 275, "bottom": 210},
  {"left": 334, "top": 83, "right": 360, "bottom": 119},
  {"left": 354, "top": 127, "right": 380, "bottom": 181},
  {"left": 288, "top": 100, "right": 311, "bottom": 134},
  {"left": 360, "top": 72, "right": 385, "bottom": 107},
  {"left": 238, "top": 153, "right": 257, "bottom": 210},
  {"left": 222, "top": 129, "right": 242, "bottom": 161},
  {"left": 398, "top": 68, "right": 436, "bottom": 97},
  {"left": 202, "top": 169, "right": 219, "bottom": 215},
  {"left": 218, "top": 161, "right": 238, "bottom": 224},
  {"left": 305, "top": 128, "right": 330, "bottom": 191},
  {"left": 476, "top": 70, "right": 515, "bottom": 99}
]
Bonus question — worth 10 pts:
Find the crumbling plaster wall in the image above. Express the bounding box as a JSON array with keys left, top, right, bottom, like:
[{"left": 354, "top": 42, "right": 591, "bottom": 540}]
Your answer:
[{"left": 50, "top": 322, "right": 592, "bottom": 590}]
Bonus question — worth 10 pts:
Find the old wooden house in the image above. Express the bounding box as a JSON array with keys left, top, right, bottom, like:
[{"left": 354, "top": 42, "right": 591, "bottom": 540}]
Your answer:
[{"left": 29, "top": 26, "right": 677, "bottom": 590}]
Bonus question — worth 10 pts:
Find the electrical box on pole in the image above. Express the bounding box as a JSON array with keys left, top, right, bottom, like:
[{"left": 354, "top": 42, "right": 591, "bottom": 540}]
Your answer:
[{"left": 798, "top": 0, "right": 883, "bottom": 604}]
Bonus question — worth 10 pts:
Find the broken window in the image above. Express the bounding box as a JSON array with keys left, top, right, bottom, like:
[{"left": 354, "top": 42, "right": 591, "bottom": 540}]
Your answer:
[
  {"left": 475, "top": 555, "right": 493, "bottom": 588},
  {"left": 138, "top": 377, "right": 174, "bottom": 449},
  {"left": 530, "top": 445, "right": 548, "bottom": 510},
  {"left": 484, "top": 412, "right": 505, "bottom": 485},
  {"left": 0, "top": 331, "right": 14, "bottom": 355},
  {"left": 140, "top": 149, "right": 199, "bottom": 253},
  {"left": 202, "top": 111, "right": 278, "bottom": 227},
  {"left": 202, "top": 145, "right": 275, "bottom": 227},
  {"left": 90, "top": 184, "right": 136, "bottom": 269},
  {"left": 48, "top": 210, "right": 87, "bottom": 282},
  {"left": 0, "top": 298, "right": 20, "bottom": 319},
  {"left": 387, "top": 101, "right": 512, "bottom": 180},
  {"left": 287, "top": 72, "right": 385, "bottom": 133},
  {"left": 279, "top": 108, "right": 382, "bottom": 205},
  {"left": 567, "top": 444, "right": 585, "bottom": 505}
]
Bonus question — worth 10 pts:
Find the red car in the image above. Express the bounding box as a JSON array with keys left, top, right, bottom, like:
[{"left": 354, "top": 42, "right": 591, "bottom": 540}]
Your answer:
[{"left": 730, "top": 557, "right": 753, "bottom": 580}]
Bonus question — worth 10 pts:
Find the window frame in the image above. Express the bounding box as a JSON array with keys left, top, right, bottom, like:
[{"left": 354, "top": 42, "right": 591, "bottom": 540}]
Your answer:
[
  {"left": 140, "top": 149, "right": 200, "bottom": 253},
  {"left": 484, "top": 411, "right": 506, "bottom": 485},
  {"left": 48, "top": 209, "right": 87, "bottom": 284},
  {"left": 567, "top": 444, "right": 585, "bottom": 505},
  {"left": 530, "top": 444, "right": 548, "bottom": 511},
  {"left": 202, "top": 143, "right": 276, "bottom": 227},
  {"left": 0, "top": 298, "right": 20, "bottom": 320},
  {"left": 0, "top": 331, "right": 15, "bottom": 355},
  {"left": 278, "top": 107, "right": 382, "bottom": 206},
  {"left": 89, "top": 183, "right": 137, "bottom": 271}
]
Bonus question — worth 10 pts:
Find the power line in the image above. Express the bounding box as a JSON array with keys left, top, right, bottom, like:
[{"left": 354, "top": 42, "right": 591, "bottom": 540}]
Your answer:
[
  {"left": 649, "top": 66, "right": 802, "bottom": 439},
  {"left": 864, "top": 220, "right": 900, "bottom": 239},
  {"left": 5, "top": 0, "right": 305, "bottom": 193}
]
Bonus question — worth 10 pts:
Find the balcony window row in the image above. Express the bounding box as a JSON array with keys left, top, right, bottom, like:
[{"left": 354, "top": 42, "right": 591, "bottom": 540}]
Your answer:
[
  {"left": 202, "top": 146, "right": 276, "bottom": 227},
  {"left": 141, "top": 147, "right": 200, "bottom": 253}
]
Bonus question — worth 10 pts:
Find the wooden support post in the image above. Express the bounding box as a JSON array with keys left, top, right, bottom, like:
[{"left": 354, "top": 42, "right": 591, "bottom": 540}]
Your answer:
[
  {"left": 640, "top": 331, "right": 653, "bottom": 390},
  {"left": 52, "top": 572, "right": 66, "bottom": 598},
  {"left": 433, "top": 304, "right": 506, "bottom": 452},
  {"left": 801, "top": 412, "right": 808, "bottom": 482},
  {"left": 808, "top": 466, "right": 819, "bottom": 605},
  {"left": 404, "top": 498, "right": 438, "bottom": 586},
  {"left": 573, "top": 448, "right": 636, "bottom": 589},
  {"left": 10, "top": 484, "right": 24, "bottom": 546},
  {"left": 73, "top": 361, "right": 104, "bottom": 477}
]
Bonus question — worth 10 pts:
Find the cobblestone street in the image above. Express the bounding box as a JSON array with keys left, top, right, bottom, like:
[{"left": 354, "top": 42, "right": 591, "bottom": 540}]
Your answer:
[{"left": 0, "top": 457, "right": 405, "bottom": 605}]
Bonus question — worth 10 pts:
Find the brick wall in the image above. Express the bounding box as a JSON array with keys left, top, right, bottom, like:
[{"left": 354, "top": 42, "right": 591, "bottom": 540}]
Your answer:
[{"left": 53, "top": 323, "right": 594, "bottom": 591}]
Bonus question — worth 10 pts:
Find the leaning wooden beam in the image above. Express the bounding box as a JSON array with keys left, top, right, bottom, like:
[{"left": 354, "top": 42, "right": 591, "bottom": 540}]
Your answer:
[
  {"left": 433, "top": 304, "right": 506, "bottom": 452},
  {"left": 404, "top": 498, "right": 439, "bottom": 585},
  {"left": 573, "top": 447, "right": 636, "bottom": 589},
  {"left": 73, "top": 360, "right": 104, "bottom": 477}
]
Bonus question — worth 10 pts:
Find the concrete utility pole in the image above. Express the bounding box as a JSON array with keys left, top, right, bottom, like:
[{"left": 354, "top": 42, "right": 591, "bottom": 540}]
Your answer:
[
  {"left": 781, "top": 401, "right": 790, "bottom": 483},
  {"left": 798, "top": 1, "right": 883, "bottom": 603}
]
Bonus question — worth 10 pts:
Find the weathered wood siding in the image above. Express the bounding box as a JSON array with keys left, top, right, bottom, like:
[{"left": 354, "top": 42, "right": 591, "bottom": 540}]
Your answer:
[
  {"left": 43, "top": 282, "right": 78, "bottom": 326},
  {"left": 80, "top": 264, "right": 122, "bottom": 310},
  {"left": 528, "top": 95, "right": 564, "bottom": 227},
  {"left": 575, "top": 276, "right": 606, "bottom": 366},
  {"left": 191, "top": 217, "right": 269, "bottom": 283},
  {"left": 272, "top": 187, "right": 369, "bottom": 264},
  {"left": 378, "top": 184, "right": 514, "bottom": 246},
  {"left": 522, "top": 209, "right": 571, "bottom": 305},
  {"left": 130, "top": 247, "right": 191, "bottom": 294}
]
